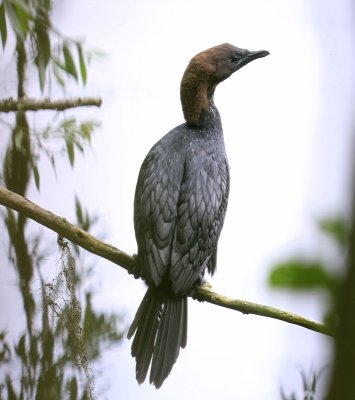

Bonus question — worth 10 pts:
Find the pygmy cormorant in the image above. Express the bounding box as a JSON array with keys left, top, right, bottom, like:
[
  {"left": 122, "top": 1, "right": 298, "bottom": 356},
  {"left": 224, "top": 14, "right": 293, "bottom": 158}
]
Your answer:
[{"left": 128, "top": 43, "right": 269, "bottom": 388}]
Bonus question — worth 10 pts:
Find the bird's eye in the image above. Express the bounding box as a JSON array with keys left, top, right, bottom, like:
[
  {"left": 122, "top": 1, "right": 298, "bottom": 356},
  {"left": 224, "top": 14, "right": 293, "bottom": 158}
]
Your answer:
[{"left": 229, "top": 55, "right": 241, "bottom": 63}]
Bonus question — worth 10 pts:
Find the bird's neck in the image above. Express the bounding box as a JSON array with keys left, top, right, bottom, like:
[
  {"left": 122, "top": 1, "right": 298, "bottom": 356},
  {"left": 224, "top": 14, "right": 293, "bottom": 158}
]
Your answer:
[{"left": 180, "top": 72, "right": 219, "bottom": 127}]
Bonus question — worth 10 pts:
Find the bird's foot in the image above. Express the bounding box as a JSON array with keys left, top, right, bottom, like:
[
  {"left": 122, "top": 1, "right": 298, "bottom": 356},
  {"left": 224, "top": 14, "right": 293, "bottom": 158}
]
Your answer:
[
  {"left": 199, "top": 280, "right": 212, "bottom": 289},
  {"left": 190, "top": 280, "right": 212, "bottom": 302},
  {"left": 129, "top": 254, "right": 143, "bottom": 280}
]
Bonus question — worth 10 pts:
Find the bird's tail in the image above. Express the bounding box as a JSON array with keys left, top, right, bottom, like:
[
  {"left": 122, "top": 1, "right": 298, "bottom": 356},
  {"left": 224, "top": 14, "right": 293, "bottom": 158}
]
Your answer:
[{"left": 127, "top": 287, "right": 188, "bottom": 388}]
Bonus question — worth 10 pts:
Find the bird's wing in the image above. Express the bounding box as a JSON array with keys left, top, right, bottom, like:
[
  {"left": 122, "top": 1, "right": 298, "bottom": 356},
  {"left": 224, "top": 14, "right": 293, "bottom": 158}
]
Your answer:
[
  {"left": 169, "top": 153, "right": 229, "bottom": 294},
  {"left": 134, "top": 148, "right": 183, "bottom": 286},
  {"left": 135, "top": 141, "right": 229, "bottom": 293}
]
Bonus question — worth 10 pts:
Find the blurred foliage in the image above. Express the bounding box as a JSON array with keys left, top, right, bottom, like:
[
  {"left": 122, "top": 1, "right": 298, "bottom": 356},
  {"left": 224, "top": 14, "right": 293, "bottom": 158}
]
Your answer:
[
  {"left": 0, "top": 238, "right": 123, "bottom": 399},
  {"left": 269, "top": 259, "right": 337, "bottom": 291},
  {"left": 32, "top": 117, "right": 99, "bottom": 188},
  {"left": 268, "top": 217, "right": 347, "bottom": 329},
  {"left": 0, "top": 0, "right": 89, "bottom": 90},
  {"left": 280, "top": 368, "right": 326, "bottom": 400},
  {"left": 0, "top": 0, "right": 100, "bottom": 191},
  {"left": 0, "top": 1, "right": 124, "bottom": 399}
]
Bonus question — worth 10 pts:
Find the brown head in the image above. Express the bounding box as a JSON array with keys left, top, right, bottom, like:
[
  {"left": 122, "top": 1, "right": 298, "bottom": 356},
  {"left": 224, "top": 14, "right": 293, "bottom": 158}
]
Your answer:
[{"left": 180, "top": 43, "right": 269, "bottom": 127}]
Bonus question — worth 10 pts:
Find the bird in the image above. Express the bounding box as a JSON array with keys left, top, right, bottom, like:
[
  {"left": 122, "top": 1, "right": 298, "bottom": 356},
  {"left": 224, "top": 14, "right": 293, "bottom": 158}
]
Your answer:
[{"left": 127, "top": 43, "right": 269, "bottom": 388}]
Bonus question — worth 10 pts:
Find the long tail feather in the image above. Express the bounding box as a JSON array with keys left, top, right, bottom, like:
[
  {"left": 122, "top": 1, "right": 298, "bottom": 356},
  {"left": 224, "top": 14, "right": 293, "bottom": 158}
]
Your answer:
[{"left": 127, "top": 288, "right": 188, "bottom": 388}]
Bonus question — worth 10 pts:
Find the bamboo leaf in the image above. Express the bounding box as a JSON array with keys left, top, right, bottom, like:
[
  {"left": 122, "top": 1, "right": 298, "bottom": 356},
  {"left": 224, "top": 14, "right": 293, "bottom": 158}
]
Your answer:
[
  {"left": 35, "top": 14, "right": 51, "bottom": 91},
  {"left": 13, "top": 0, "right": 31, "bottom": 37},
  {"left": 42, "top": 329, "right": 54, "bottom": 365},
  {"left": 74, "top": 140, "right": 84, "bottom": 153},
  {"left": 61, "top": 117, "right": 75, "bottom": 129},
  {"left": 30, "top": 335, "right": 39, "bottom": 367},
  {"left": 6, "top": 377, "right": 18, "bottom": 400},
  {"left": 65, "top": 134, "right": 75, "bottom": 167},
  {"left": 13, "top": 0, "right": 32, "bottom": 16},
  {"left": 0, "top": 2, "right": 7, "bottom": 48},
  {"left": 52, "top": 55, "right": 67, "bottom": 71},
  {"left": 33, "top": 163, "right": 40, "bottom": 190},
  {"left": 4, "top": 0, "right": 25, "bottom": 39},
  {"left": 69, "top": 376, "right": 78, "bottom": 400},
  {"left": 50, "top": 153, "right": 57, "bottom": 173},
  {"left": 75, "top": 196, "right": 83, "bottom": 225},
  {"left": 15, "top": 334, "right": 26, "bottom": 362},
  {"left": 80, "top": 121, "right": 95, "bottom": 142},
  {"left": 77, "top": 43, "right": 87, "bottom": 85},
  {"left": 5, "top": 209, "right": 16, "bottom": 238},
  {"left": 52, "top": 60, "right": 65, "bottom": 87},
  {"left": 63, "top": 42, "right": 78, "bottom": 80},
  {"left": 37, "top": 55, "right": 46, "bottom": 91},
  {"left": 13, "top": 128, "right": 24, "bottom": 151}
]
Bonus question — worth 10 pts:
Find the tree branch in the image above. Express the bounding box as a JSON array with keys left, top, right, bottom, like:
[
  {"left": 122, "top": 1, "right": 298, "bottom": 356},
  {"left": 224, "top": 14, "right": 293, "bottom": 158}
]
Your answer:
[
  {"left": 0, "top": 186, "right": 333, "bottom": 337},
  {"left": 193, "top": 285, "right": 333, "bottom": 336},
  {"left": 0, "top": 97, "right": 102, "bottom": 113}
]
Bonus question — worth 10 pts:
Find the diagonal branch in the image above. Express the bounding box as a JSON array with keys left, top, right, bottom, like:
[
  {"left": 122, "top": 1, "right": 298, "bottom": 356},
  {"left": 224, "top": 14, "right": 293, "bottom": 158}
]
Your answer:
[
  {"left": 0, "top": 97, "right": 102, "bottom": 113},
  {"left": 0, "top": 186, "right": 134, "bottom": 271},
  {"left": 0, "top": 186, "right": 333, "bottom": 337}
]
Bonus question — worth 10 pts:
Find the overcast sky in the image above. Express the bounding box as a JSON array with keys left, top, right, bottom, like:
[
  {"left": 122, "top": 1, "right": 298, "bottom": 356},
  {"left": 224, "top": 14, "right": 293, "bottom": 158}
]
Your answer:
[{"left": 2, "top": 0, "right": 355, "bottom": 399}]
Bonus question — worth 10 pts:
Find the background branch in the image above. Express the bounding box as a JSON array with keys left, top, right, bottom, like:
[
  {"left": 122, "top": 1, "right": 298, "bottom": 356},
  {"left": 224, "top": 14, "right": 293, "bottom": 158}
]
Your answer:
[
  {"left": 0, "top": 186, "right": 333, "bottom": 337},
  {"left": 0, "top": 97, "right": 102, "bottom": 113}
]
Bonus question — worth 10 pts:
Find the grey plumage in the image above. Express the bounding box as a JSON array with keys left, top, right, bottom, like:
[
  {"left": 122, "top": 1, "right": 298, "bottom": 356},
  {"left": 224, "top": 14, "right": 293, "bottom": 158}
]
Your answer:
[
  {"left": 134, "top": 112, "right": 229, "bottom": 293},
  {"left": 127, "top": 43, "right": 269, "bottom": 388}
]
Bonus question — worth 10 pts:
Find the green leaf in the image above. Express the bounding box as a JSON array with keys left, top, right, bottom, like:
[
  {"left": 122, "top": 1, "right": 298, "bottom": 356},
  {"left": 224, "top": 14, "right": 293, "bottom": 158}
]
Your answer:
[
  {"left": 268, "top": 259, "right": 330, "bottom": 290},
  {"left": 65, "top": 134, "right": 75, "bottom": 167},
  {"left": 35, "top": 14, "right": 51, "bottom": 91},
  {"left": 52, "top": 55, "right": 67, "bottom": 71},
  {"left": 4, "top": 0, "right": 25, "bottom": 39},
  {"left": 0, "top": 2, "right": 7, "bottom": 48},
  {"left": 63, "top": 42, "right": 78, "bottom": 80},
  {"left": 37, "top": 56, "right": 46, "bottom": 91},
  {"left": 80, "top": 121, "right": 96, "bottom": 142},
  {"left": 69, "top": 376, "right": 78, "bottom": 400},
  {"left": 61, "top": 117, "right": 76, "bottom": 128},
  {"left": 4, "top": 0, "right": 32, "bottom": 40},
  {"left": 0, "top": 331, "right": 11, "bottom": 363},
  {"left": 81, "top": 388, "right": 90, "bottom": 400},
  {"left": 5, "top": 209, "right": 16, "bottom": 238},
  {"left": 75, "top": 196, "right": 83, "bottom": 225},
  {"left": 36, "top": 15, "right": 51, "bottom": 61},
  {"left": 52, "top": 61, "right": 65, "bottom": 87},
  {"left": 73, "top": 139, "right": 84, "bottom": 153},
  {"left": 319, "top": 217, "right": 348, "bottom": 249},
  {"left": 50, "top": 153, "right": 57, "bottom": 173},
  {"left": 30, "top": 335, "right": 39, "bottom": 367},
  {"left": 13, "top": 0, "right": 32, "bottom": 17},
  {"left": 13, "top": 127, "right": 24, "bottom": 150},
  {"left": 311, "top": 372, "right": 317, "bottom": 392},
  {"left": 6, "top": 377, "right": 17, "bottom": 400},
  {"left": 13, "top": 0, "right": 31, "bottom": 36},
  {"left": 33, "top": 163, "right": 40, "bottom": 190},
  {"left": 42, "top": 329, "right": 54, "bottom": 365},
  {"left": 77, "top": 43, "right": 87, "bottom": 85},
  {"left": 15, "top": 334, "right": 26, "bottom": 362}
]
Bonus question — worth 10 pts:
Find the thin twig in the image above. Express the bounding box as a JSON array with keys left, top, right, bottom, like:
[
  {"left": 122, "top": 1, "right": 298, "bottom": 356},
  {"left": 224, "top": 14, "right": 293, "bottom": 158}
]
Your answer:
[
  {"left": 0, "top": 186, "right": 333, "bottom": 337},
  {"left": 0, "top": 97, "right": 102, "bottom": 113}
]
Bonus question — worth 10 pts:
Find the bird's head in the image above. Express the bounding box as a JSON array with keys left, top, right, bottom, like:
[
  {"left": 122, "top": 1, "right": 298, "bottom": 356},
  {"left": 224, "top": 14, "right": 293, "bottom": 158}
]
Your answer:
[
  {"left": 180, "top": 43, "right": 269, "bottom": 126},
  {"left": 203, "top": 43, "right": 269, "bottom": 83}
]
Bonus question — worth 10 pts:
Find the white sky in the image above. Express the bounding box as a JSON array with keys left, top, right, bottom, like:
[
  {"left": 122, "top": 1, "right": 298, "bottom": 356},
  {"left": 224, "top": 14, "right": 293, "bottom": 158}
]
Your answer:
[{"left": 1, "top": 0, "right": 355, "bottom": 399}]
